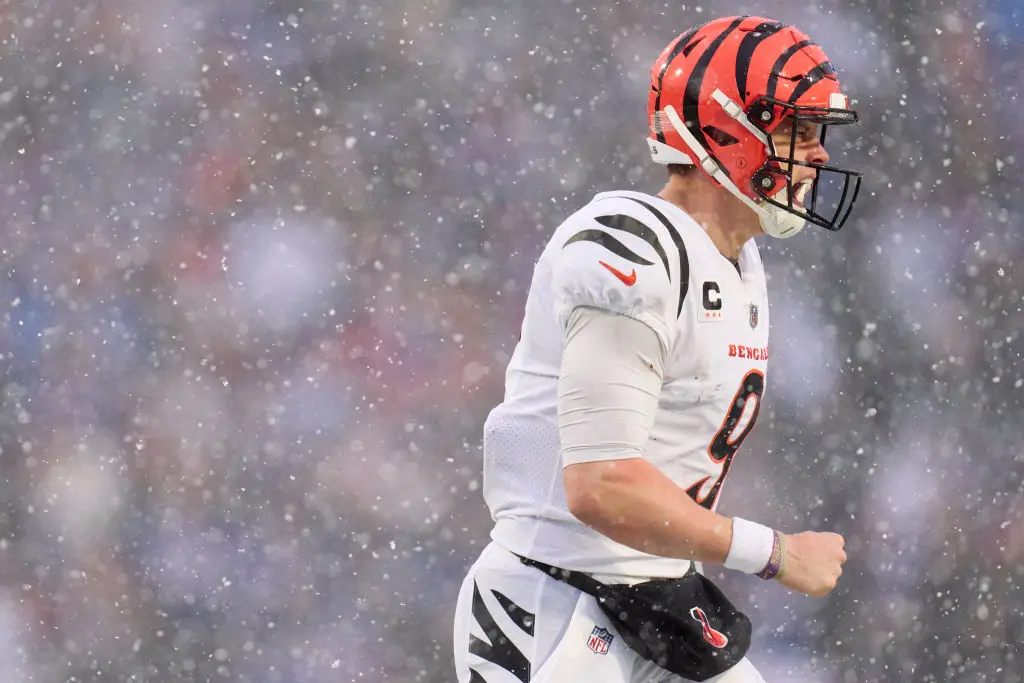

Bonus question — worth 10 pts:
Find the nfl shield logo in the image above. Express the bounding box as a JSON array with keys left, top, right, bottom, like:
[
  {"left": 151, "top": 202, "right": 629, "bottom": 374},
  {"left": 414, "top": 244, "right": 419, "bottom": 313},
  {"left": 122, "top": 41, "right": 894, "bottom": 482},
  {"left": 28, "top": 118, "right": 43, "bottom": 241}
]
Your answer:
[
  {"left": 587, "top": 626, "right": 613, "bottom": 655},
  {"left": 749, "top": 304, "right": 759, "bottom": 329}
]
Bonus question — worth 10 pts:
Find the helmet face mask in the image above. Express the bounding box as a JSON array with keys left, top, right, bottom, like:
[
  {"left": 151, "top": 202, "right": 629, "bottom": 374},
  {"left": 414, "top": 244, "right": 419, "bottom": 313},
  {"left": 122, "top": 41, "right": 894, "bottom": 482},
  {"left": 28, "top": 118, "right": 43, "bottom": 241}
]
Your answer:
[
  {"left": 646, "top": 15, "right": 864, "bottom": 237},
  {"left": 750, "top": 96, "right": 863, "bottom": 233}
]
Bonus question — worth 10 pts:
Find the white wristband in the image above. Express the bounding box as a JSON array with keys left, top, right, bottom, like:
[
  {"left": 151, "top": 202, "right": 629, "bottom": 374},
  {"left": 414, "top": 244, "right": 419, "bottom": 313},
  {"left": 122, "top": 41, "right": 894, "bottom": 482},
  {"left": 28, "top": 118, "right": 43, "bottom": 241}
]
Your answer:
[{"left": 723, "top": 517, "right": 776, "bottom": 574}]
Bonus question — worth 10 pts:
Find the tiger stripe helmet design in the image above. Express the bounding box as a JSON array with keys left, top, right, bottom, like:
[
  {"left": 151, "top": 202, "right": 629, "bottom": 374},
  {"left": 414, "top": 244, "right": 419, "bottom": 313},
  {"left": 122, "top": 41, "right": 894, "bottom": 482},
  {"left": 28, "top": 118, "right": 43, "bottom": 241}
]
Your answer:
[{"left": 647, "top": 15, "right": 862, "bottom": 238}]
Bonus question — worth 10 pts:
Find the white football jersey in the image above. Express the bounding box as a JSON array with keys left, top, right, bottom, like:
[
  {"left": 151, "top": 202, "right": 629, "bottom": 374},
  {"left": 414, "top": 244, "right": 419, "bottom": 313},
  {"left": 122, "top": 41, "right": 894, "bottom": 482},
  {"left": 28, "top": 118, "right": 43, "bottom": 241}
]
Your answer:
[{"left": 483, "top": 190, "right": 770, "bottom": 581}]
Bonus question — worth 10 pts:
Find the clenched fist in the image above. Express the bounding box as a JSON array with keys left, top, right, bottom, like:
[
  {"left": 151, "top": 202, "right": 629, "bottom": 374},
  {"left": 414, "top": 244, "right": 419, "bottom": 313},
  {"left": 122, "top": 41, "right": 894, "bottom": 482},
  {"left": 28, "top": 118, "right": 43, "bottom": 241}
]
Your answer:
[{"left": 775, "top": 531, "right": 847, "bottom": 597}]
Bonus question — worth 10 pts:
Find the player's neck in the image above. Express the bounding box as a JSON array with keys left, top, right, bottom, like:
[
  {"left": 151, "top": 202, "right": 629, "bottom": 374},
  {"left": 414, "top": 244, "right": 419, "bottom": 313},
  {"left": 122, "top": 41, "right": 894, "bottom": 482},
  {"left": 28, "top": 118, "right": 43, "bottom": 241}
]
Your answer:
[{"left": 657, "top": 174, "right": 762, "bottom": 262}]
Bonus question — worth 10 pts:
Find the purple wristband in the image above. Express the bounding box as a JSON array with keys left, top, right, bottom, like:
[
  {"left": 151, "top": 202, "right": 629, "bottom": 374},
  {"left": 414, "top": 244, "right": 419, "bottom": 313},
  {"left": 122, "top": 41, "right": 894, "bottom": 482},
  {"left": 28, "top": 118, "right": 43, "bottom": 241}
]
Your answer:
[{"left": 756, "top": 531, "right": 783, "bottom": 580}]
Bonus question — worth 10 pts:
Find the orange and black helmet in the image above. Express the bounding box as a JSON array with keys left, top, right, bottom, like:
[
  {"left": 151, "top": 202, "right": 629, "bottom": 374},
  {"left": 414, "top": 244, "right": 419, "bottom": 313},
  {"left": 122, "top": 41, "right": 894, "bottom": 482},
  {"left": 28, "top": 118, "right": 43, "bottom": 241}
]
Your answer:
[{"left": 647, "top": 15, "right": 862, "bottom": 237}]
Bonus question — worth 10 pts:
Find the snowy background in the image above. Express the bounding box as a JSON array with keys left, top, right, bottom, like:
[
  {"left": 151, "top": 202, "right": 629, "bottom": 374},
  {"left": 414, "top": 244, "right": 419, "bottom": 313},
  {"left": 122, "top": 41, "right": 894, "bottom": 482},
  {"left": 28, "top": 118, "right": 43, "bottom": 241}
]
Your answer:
[{"left": 0, "top": 0, "right": 1021, "bottom": 681}]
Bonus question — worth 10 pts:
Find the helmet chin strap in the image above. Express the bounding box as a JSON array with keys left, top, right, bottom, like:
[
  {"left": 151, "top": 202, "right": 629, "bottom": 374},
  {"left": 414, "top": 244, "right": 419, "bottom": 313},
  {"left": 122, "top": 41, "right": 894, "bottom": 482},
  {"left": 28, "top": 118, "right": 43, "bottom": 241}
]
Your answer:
[{"left": 662, "top": 100, "right": 807, "bottom": 239}]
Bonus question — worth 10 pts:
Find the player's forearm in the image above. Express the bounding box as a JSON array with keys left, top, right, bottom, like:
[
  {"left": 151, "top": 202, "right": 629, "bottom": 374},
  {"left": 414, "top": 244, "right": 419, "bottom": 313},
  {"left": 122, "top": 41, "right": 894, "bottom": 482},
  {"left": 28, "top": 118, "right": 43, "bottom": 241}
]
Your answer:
[{"left": 564, "top": 458, "right": 732, "bottom": 564}]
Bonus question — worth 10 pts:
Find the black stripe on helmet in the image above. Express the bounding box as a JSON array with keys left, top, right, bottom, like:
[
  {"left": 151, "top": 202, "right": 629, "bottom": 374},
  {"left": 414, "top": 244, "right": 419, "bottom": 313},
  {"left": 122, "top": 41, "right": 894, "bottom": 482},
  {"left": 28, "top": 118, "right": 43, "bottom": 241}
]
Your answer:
[
  {"left": 765, "top": 39, "right": 814, "bottom": 100},
  {"left": 734, "top": 21, "right": 786, "bottom": 99},
  {"left": 653, "top": 24, "right": 705, "bottom": 143},
  {"left": 786, "top": 60, "right": 837, "bottom": 105},
  {"left": 682, "top": 16, "right": 746, "bottom": 162}
]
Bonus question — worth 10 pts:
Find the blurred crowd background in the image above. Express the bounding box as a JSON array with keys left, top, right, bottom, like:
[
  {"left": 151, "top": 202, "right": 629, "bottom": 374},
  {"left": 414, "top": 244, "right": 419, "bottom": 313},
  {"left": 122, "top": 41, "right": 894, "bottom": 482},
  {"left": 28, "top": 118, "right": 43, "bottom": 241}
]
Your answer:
[{"left": 0, "top": 0, "right": 1021, "bottom": 681}]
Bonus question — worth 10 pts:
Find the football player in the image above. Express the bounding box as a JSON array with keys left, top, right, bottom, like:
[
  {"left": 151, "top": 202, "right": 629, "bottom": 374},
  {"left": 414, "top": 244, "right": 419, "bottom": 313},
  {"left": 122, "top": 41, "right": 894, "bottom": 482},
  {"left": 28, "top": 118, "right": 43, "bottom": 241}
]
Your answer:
[{"left": 454, "top": 15, "right": 862, "bottom": 683}]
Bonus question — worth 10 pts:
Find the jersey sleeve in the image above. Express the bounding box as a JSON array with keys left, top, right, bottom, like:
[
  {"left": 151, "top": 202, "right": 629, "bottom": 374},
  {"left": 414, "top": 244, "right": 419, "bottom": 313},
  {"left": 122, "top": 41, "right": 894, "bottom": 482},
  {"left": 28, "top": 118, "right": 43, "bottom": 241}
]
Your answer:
[
  {"left": 550, "top": 209, "right": 682, "bottom": 353},
  {"left": 558, "top": 306, "right": 665, "bottom": 465}
]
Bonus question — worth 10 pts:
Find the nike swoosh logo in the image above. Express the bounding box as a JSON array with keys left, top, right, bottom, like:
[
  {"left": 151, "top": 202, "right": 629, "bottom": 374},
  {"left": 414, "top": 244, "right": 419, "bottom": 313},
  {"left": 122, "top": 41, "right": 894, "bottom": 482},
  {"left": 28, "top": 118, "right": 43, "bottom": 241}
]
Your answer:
[{"left": 599, "top": 260, "right": 637, "bottom": 286}]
